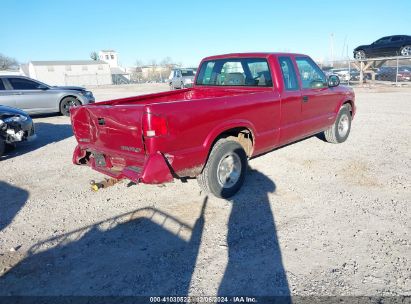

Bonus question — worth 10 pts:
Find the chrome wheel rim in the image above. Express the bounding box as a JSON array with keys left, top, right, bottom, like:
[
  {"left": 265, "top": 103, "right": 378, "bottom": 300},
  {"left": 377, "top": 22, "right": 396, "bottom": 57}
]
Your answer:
[
  {"left": 338, "top": 114, "right": 349, "bottom": 137},
  {"left": 355, "top": 51, "right": 365, "bottom": 60},
  {"left": 401, "top": 46, "right": 411, "bottom": 56},
  {"left": 63, "top": 99, "right": 79, "bottom": 114},
  {"left": 217, "top": 153, "right": 242, "bottom": 188}
]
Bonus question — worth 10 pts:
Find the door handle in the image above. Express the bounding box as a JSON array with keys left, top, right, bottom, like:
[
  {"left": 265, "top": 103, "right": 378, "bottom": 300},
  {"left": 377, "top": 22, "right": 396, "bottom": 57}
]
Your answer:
[{"left": 302, "top": 95, "right": 309, "bottom": 102}]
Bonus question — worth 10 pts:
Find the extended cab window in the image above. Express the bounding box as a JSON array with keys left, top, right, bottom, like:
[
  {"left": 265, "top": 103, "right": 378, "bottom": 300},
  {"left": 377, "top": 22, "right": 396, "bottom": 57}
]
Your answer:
[
  {"left": 295, "top": 57, "right": 326, "bottom": 89},
  {"left": 279, "top": 57, "right": 299, "bottom": 91},
  {"left": 196, "top": 58, "right": 272, "bottom": 87}
]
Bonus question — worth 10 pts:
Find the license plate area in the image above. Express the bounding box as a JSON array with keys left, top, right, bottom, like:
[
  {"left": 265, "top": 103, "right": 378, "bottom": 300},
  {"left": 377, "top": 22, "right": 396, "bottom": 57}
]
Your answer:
[{"left": 93, "top": 153, "right": 107, "bottom": 167}]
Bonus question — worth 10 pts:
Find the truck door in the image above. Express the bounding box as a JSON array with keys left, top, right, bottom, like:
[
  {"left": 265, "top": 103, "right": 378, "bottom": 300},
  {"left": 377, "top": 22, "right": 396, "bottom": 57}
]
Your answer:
[
  {"left": 277, "top": 56, "right": 303, "bottom": 145},
  {"left": 295, "top": 57, "right": 338, "bottom": 135}
]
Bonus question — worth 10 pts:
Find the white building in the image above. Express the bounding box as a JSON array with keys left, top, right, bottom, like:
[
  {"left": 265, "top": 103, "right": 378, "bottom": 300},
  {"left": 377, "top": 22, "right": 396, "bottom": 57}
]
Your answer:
[
  {"left": 99, "top": 50, "right": 130, "bottom": 83},
  {"left": 99, "top": 50, "right": 119, "bottom": 68},
  {"left": 24, "top": 60, "right": 112, "bottom": 86}
]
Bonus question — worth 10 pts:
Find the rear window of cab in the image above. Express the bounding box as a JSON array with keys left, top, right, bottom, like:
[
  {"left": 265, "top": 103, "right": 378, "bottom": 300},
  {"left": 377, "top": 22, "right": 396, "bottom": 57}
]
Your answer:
[{"left": 196, "top": 58, "right": 273, "bottom": 87}]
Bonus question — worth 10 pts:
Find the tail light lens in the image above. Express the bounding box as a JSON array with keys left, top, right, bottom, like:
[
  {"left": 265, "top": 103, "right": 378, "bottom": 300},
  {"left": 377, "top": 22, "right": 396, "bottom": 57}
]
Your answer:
[{"left": 142, "top": 113, "right": 168, "bottom": 137}]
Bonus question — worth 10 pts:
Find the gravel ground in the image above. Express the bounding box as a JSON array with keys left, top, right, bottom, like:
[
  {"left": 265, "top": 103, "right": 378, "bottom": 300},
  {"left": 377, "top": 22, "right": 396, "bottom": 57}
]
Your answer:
[{"left": 0, "top": 84, "right": 410, "bottom": 297}]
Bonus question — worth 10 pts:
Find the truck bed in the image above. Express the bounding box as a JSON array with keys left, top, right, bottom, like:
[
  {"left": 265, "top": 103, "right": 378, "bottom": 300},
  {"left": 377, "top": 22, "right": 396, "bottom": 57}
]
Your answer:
[{"left": 97, "top": 87, "right": 267, "bottom": 106}]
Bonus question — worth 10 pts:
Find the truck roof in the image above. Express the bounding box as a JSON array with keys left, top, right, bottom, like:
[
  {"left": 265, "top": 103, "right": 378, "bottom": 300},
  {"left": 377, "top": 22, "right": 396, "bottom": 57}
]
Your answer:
[{"left": 202, "top": 52, "right": 308, "bottom": 61}]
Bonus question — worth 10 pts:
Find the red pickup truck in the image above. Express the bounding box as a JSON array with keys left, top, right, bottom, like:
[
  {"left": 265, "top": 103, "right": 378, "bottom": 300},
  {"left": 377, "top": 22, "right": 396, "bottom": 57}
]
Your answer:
[{"left": 71, "top": 53, "right": 355, "bottom": 198}]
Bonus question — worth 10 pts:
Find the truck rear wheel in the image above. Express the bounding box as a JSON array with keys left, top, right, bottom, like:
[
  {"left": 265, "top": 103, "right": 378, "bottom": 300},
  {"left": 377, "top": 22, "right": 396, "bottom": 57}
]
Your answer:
[
  {"left": 323, "top": 104, "right": 352, "bottom": 144},
  {"left": 197, "top": 139, "right": 247, "bottom": 198}
]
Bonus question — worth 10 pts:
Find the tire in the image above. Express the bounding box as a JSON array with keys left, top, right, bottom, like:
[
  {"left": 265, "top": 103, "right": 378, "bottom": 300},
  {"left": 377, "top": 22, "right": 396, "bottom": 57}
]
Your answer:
[
  {"left": 197, "top": 139, "right": 248, "bottom": 198},
  {"left": 5, "top": 143, "right": 16, "bottom": 152},
  {"left": 400, "top": 45, "right": 411, "bottom": 56},
  {"left": 323, "top": 104, "right": 352, "bottom": 144},
  {"left": 354, "top": 50, "right": 366, "bottom": 60},
  {"left": 0, "top": 139, "right": 5, "bottom": 157},
  {"left": 60, "top": 97, "right": 81, "bottom": 116}
]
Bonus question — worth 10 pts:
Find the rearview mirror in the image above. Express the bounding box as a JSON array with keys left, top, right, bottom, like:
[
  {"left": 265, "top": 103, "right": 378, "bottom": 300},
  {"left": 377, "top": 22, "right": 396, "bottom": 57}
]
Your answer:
[{"left": 328, "top": 75, "right": 340, "bottom": 87}]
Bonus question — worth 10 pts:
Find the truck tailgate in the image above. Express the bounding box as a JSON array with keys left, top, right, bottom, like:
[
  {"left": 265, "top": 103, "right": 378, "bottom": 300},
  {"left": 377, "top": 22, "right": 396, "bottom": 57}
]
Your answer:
[{"left": 71, "top": 104, "right": 147, "bottom": 180}]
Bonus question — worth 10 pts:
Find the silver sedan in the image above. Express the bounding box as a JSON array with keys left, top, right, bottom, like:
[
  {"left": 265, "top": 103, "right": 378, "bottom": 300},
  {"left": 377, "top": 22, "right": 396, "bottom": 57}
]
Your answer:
[{"left": 0, "top": 76, "right": 95, "bottom": 116}]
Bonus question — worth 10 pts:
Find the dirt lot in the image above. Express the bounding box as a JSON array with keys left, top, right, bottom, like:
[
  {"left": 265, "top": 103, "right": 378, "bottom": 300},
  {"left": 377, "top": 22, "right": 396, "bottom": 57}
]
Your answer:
[{"left": 0, "top": 84, "right": 410, "bottom": 297}]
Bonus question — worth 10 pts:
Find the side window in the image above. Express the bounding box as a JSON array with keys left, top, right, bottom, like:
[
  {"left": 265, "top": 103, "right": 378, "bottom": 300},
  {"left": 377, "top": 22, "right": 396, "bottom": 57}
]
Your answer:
[
  {"left": 278, "top": 57, "right": 299, "bottom": 91},
  {"left": 197, "top": 62, "right": 215, "bottom": 85},
  {"left": 295, "top": 57, "right": 326, "bottom": 89},
  {"left": 374, "top": 37, "right": 390, "bottom": 45},
  {"left": 0, "top": 79, "right": 5, "bottom": 90},
  {"left": 391, "top": 36, "right": 403, "bottom": 42},
  {"left": 8, "top": 78, "right": 41, "bottom": 90}
]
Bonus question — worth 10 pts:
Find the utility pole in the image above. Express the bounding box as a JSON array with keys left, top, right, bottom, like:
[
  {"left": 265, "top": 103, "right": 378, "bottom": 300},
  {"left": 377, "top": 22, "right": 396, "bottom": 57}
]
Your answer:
[{"left": 330, "top": 33, "right": 335, "bottom": 67}]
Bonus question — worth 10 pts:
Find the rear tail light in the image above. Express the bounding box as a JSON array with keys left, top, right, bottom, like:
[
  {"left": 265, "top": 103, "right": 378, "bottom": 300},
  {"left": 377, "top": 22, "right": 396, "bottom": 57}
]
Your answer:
[{"left": 142, "top": 113, "right": 168, "bottom": 137}]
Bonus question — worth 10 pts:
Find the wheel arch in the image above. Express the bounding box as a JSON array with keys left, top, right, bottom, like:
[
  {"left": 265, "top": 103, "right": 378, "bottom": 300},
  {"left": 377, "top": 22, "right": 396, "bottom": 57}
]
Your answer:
[
  {"left": 204, "top": 121, "right": 256, "bottom": 159},
  {"left": 59, "top": 94, "right": 82, "bottom": 108},
  {"left": 335, "top": 98, "right": 355, "bottom": 118}
]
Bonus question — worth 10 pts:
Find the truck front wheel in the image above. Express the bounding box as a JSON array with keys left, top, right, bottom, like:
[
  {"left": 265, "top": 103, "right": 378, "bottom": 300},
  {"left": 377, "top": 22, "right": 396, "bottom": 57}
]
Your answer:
[
  {"left": 323, "top": 104, "right": 352, "bottom": 144},
  {"left": 197, "top": 139, "right": 248, "bottom": 198}
]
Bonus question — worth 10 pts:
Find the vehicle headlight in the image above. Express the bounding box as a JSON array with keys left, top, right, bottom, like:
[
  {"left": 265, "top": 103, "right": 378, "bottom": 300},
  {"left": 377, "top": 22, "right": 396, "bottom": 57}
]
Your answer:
[
  {"left": 81, "top": 91, "right": 94, "bottom": 97},
  {"left": 4, "top": 115, "right": 28, "bottom": 123}
]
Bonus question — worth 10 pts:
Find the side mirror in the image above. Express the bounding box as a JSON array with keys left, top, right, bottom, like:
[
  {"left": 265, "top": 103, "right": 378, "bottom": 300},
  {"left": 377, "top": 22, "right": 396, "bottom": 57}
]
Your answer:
[
  {"left": 38, "top": 84, "right": 49, "bottom": 90},
  {"left": 328, "top": 75, "right": 340, "bottom": 87}
]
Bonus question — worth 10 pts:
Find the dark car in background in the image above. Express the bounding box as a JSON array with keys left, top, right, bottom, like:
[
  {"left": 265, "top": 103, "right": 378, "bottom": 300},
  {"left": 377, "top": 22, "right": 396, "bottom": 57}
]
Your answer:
[
  {"left": 354, "top": 35, "right": 411, "bottom": 60},
  {"left": 0, "top": 105, "right": 35, "bottom": 157},
  {"left": 0, "top": 76, "right": 95, "bottom": 116},
  {"left": 375, "top": 66, "right": 411, "bottom": 82}
]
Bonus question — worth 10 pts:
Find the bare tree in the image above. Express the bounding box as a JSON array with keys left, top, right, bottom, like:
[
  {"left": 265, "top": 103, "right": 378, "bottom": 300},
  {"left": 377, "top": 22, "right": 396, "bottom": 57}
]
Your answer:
[
  {"left": 130, "top": 59, "right": 144, "bottom": 83},
  {"left": 0, "top": 53, "right": 19, "bottom": 70},
  {"left": 90, "top": 51, "right": 98, "bottom": 61}
]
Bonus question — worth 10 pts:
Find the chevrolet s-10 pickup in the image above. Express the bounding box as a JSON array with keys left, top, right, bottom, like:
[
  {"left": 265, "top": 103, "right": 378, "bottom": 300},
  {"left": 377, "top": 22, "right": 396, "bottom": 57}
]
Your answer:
[{"left": 70, "top": 53, "right": 355, "bottom": 198}]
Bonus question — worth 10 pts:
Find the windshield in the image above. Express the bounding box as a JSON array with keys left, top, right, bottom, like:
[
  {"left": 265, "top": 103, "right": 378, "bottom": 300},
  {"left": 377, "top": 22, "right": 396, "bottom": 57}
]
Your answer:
[{"left": 195, "top": 58, "right": 272, "bottom": 87}]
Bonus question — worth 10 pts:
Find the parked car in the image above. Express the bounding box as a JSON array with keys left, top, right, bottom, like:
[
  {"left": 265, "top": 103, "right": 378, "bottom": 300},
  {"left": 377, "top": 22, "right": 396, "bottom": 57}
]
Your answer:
[
  {"left": 71, "top": 52, "right": 355, "bottom": 198},
  {"left": 0, "top": 76, "right": 95, "bottom": 116},
  {"left": 375, "top": 66, "right": 411, "bottom": 82},
  {"left": 168, "top": 68, "right": 196, "bottom": 89},
  {"left": 353, "top": 35, "right": 411, "bottom": 60},
  {"left": 0, "top": 105, "right": 36, "bottom": 157},
  {"left": 329, "top": 69, "right": 351, "bottom": 82}
]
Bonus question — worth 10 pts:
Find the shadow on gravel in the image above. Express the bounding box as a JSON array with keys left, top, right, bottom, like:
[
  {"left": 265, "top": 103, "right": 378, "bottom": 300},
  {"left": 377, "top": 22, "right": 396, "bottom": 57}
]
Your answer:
[
  {"left": 1, "top": 122, "right": 73, "bottom": 160},
  {"left": 0, "top": 182, "right": 29, "bottom": 232},
  {"left": 218, "top": 169, "right": 291, "bottom": 300},
  {"left": 0, "top": 197, "right": 208, "bottom": 296}
]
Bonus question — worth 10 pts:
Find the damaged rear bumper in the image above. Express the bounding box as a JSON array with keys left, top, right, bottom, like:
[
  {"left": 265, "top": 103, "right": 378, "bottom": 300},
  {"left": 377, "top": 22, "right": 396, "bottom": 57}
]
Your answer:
[{"left": 73, "top": 145, "right": 174, "bottom": 184}]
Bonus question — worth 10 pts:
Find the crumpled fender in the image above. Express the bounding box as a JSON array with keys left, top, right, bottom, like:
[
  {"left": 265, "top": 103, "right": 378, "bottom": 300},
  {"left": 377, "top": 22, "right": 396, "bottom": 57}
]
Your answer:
[{"left": 139, "top": 152, "right": 174, "bottom": 184}]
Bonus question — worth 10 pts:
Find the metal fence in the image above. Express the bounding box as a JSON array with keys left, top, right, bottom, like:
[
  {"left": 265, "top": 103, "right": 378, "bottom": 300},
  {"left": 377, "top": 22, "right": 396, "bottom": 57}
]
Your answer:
[{"left": 319, "top": 56, "right": 411, "bottom": 86}]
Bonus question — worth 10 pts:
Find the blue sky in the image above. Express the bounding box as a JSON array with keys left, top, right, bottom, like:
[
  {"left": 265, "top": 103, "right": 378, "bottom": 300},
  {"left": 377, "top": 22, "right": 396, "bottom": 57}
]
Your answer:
[{"left": 2, "top": 0, "right": 410, "bottom": 67}]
